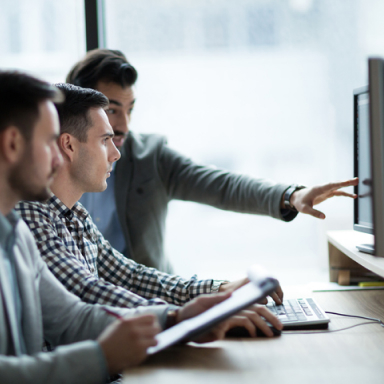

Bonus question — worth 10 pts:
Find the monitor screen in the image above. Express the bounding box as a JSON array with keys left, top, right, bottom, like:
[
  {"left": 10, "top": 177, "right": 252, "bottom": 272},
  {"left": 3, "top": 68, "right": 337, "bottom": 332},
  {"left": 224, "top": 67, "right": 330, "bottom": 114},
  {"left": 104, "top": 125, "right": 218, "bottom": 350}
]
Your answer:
[
  {"left": 368, "top": 58, "right": 384, "bottom": 257},
  {"left": 354, "top": 58, "right": 384, "bottom": 256},
  {"left": 354, "top": 86, "right": 373, "bottom": 234}
]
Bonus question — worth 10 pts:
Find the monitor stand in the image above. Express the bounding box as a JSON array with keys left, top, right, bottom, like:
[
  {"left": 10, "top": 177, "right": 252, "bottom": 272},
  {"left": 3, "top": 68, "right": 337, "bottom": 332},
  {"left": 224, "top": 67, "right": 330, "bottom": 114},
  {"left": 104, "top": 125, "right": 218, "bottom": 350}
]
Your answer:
[{"left": 356, "top": 243, "right": 375, "bottom": 255}]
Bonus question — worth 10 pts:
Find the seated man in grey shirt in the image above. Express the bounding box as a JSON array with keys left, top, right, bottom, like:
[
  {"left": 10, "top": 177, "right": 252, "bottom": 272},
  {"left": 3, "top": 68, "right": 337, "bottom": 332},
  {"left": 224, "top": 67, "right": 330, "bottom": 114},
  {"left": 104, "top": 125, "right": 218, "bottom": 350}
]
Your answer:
[
  {"left": 68, "top": 49, "right": 358, "bottom": 273},
  {"left": 0, "top": 71, "right": 281, "bottom": 384}
]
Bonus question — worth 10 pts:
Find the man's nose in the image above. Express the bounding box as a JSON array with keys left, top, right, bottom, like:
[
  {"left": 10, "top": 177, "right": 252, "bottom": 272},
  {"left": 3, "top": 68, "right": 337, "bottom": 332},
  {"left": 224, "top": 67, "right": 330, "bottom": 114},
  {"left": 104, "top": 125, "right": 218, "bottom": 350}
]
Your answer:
[{"left": 109, "top": 141, "right": 121, "bottom": 163}]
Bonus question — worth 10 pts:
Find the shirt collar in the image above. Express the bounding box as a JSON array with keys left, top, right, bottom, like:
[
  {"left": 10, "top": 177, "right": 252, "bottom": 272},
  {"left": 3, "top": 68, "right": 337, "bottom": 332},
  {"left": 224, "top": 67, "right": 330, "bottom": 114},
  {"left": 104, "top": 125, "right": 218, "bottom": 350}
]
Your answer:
[
  {"left": 0, "top": 210, "right": 20, "bottom": 250},
  {"left": 72, "top": 201, "right": 90, "bottom": 221},
  {"left": 48, "top": 195, "right": 89, "bottom": 222}
]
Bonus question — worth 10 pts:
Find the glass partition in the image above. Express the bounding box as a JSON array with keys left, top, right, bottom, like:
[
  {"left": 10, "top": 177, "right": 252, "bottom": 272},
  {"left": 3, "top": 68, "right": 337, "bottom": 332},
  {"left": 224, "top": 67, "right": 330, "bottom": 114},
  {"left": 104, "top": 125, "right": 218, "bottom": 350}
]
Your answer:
[
  {"left": 103, "top": 0, "right": 384, "bottom": 282},
  {"left": 0, "top": 0, "right": 86, "bottom": 83}
]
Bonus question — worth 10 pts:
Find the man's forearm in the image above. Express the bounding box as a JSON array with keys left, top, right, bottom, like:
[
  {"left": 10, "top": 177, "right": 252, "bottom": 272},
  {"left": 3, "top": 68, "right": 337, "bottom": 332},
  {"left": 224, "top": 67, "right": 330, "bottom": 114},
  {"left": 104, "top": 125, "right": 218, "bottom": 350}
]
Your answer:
[{"left": 0, "top": 341, "right": 108, "bottom": 384}]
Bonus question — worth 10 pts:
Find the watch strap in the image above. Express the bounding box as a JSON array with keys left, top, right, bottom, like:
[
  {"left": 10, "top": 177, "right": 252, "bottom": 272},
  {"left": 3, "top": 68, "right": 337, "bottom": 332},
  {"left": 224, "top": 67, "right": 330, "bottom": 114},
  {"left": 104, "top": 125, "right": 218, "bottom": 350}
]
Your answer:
[{"left": 283, "top": 185, "right": 306, "bottom": 211}]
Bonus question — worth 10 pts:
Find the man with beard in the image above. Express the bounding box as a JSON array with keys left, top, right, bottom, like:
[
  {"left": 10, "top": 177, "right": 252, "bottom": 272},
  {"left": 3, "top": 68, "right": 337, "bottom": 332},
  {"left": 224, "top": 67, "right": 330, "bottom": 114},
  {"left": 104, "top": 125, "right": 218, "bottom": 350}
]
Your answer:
[
  {"left": 68, "top": 49, "right": 358, "bottom": 273},
  {"left": 0, "top": 71, "right": 276, "bottom": 384},
  {"left": 17, "top": 83, "right": 283, "bottom": 334}
]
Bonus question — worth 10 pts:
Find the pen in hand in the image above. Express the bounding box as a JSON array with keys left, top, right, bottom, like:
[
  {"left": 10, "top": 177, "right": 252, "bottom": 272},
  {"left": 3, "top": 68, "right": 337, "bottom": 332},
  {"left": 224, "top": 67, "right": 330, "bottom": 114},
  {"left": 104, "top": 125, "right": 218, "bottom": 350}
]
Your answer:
[{"left": 103, "top": 307, "right": 124, "bottom": 320}]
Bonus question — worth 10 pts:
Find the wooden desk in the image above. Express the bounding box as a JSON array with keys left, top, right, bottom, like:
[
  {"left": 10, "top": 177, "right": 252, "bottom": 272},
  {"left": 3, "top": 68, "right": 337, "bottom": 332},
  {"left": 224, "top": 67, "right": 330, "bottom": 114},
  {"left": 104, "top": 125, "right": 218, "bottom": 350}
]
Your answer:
[
  {"left": 123, "top": 289, "right": 384, "bottom": 384},
  {"left": 328, "top": 230, "right": 384, "bottom": 285}
]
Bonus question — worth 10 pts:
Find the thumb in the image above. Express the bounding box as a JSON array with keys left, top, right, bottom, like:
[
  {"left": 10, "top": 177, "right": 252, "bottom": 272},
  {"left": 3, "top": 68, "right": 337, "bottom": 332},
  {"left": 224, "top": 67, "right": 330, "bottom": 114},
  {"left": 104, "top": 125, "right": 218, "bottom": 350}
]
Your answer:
[{"left": 301, "top": 206, "right": 326, "bottom": 219}]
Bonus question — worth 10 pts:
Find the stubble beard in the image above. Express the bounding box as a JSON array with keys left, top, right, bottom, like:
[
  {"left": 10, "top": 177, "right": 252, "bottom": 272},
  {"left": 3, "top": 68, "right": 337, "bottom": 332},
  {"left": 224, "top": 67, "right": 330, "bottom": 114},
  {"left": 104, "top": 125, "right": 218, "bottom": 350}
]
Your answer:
[
  {"left": 9, "top": 148, "right": 57, "bottom": 203},
  {"left": 75, "top": 148, "right": 108, "bottom": 193}
]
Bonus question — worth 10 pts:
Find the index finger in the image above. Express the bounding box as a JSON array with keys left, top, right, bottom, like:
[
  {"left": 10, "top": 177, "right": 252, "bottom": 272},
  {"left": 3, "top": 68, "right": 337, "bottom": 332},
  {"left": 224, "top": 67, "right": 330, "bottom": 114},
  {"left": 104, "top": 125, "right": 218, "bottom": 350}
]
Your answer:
[
  {"left": 275, "top": 285, "right": 284, "bottom": 303},
  {"left": 269, "top": 291, "right": 282, "bottom": 305},
  {"left": 321, "top": 178, "right": 358, "bottom": 192}
]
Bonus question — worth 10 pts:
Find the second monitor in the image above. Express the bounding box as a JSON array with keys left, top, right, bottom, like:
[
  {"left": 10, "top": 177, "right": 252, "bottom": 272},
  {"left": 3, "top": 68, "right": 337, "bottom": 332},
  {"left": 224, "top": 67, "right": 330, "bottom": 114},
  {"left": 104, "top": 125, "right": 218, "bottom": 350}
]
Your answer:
[
  {"left": 353, "top": 58, "right": 384, "bottom": 257},
  {"left": 353, "top": 85, "right": 373, "bottom": 252}
]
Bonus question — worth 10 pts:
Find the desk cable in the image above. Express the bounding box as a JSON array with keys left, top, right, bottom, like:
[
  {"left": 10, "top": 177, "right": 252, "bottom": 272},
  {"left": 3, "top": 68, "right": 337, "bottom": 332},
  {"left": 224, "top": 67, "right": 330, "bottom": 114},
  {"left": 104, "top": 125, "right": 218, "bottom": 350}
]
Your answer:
[{"left": 282, "top": 311, "right": 384, "bottom": 334}]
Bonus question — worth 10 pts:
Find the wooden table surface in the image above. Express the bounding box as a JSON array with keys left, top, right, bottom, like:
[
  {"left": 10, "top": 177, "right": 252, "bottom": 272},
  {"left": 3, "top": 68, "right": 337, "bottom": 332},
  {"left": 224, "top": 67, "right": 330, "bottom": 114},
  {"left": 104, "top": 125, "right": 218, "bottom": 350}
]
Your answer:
[{"left": 123, "top": 290, "right": 384, "bottom": 384}]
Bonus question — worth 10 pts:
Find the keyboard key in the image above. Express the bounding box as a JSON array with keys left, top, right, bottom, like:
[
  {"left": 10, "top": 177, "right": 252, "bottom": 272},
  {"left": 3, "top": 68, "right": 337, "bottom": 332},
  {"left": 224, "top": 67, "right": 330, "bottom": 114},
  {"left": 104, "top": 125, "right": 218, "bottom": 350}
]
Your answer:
[
  {"left": 306, "top": 299, "right": 325, "bottom": 319},
  {"left": 268, "top": 306, "right": 277, "bottom": 314}
]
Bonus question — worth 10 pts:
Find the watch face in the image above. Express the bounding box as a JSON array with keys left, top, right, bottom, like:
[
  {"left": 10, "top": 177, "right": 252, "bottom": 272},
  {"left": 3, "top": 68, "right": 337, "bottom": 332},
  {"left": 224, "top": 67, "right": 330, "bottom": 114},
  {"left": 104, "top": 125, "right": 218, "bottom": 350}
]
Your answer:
[{"left": 165, "top": 310, "right": 178, "bottom": 329}]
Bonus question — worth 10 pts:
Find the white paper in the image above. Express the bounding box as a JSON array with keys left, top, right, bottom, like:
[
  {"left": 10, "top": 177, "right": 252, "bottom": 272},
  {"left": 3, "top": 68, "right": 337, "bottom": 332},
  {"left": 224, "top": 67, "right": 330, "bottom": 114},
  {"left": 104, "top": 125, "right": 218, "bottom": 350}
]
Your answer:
[{"left": 147, "top": 282, "right": 265, "bottom": 354}]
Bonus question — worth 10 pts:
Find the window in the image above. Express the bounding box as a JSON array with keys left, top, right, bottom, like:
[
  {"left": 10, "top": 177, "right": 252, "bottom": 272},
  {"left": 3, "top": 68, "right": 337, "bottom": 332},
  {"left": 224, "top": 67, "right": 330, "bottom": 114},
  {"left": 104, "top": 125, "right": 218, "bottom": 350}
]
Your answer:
[
  {"left": 0, "top": 0, "right": 85, "bottom": 83},
  {"left": 3, "top": 0, "right": 382, "bottom": 284},
  {"left": 103, "top": 0, "right": 384, "bottom": 283}
]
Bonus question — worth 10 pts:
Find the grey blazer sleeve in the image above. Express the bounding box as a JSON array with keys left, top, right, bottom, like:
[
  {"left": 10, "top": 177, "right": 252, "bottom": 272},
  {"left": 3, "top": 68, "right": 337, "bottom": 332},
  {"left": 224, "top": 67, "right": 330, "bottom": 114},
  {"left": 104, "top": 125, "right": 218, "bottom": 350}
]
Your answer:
[
  {"left": 0, "top": 341, "right": 108, "bottom": 384},
  {"left": 158, "top": 143, "right": 296, "bottom": 221},
  {"left": 0, "top": 223, "right": 110, "bottom": 384},
  {"left": 0, "top": 220, "right": 171, "bottom": 384}
]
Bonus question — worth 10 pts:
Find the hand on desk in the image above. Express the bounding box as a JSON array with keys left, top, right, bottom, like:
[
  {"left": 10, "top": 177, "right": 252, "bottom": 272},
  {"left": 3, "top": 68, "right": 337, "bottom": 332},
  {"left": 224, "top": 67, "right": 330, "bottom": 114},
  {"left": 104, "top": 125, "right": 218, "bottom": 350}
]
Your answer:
[
  {"left": 289, "top": 177, "right": 358, "bottom": 219},
  {"left": 97, "top": 295, "right": 232, "bottom": 376},
  {"left": 223, "top": 304, "right": 282, "bottom": 338},
  {"left": 98, "top": 293, "right": 283, "bottom": 375},
  {"left": 219, "top": 277, "right": 284, "bottom": 305},
  {"left": 176, "top": 292, "right": 282, "bottom": 342}
]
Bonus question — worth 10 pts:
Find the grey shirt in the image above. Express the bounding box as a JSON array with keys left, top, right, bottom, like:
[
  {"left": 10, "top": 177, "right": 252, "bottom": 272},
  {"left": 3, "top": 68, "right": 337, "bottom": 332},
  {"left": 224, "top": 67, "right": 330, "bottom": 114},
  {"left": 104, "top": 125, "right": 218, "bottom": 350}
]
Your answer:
[
  {"left": 0, "top": 210, "right": 172, "bottom": 384},
  {"left": 0, "top": 211, "right": 26, "bottom": 355}
]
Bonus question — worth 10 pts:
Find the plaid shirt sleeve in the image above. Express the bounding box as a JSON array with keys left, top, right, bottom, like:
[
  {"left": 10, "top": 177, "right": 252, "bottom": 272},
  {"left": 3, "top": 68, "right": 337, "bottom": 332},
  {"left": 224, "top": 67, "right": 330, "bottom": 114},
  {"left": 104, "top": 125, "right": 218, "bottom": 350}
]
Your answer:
[
  {"left": 91, "top": 218, "right": 214, "bottom": 306},
  {"left": 16, "top": 201, "right": 169, "bottom": 308}
]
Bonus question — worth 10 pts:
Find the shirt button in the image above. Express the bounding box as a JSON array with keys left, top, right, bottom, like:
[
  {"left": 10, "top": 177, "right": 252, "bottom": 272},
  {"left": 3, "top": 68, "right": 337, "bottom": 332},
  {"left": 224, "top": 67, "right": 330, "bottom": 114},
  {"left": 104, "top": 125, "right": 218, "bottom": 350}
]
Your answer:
[
  {"left": 95, "top": 217, "right": 100, "bottom": 222},
  {"left": 137, "top": 187, "right": 144, "bottom": 195}
]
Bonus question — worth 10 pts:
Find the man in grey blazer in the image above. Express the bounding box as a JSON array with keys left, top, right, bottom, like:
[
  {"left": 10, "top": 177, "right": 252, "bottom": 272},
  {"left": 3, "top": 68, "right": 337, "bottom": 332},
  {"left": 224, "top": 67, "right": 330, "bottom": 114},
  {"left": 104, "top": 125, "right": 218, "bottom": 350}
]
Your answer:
[
  {"left": 69, "top": 49, "right": 358, "bottom": 273},
  {"left": 0, "top": 71, "right": 275, "bottom": 383}
]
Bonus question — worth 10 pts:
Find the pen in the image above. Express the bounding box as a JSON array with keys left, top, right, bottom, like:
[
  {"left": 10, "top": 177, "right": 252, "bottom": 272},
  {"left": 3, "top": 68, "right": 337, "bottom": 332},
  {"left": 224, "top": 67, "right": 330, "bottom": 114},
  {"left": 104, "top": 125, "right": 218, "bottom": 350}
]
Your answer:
[
  {"left": 102, "top": 308, "right": 124, "bottom": 320},
  {"left": 358, "top": 282, "right": 384, "bottom": 287}
]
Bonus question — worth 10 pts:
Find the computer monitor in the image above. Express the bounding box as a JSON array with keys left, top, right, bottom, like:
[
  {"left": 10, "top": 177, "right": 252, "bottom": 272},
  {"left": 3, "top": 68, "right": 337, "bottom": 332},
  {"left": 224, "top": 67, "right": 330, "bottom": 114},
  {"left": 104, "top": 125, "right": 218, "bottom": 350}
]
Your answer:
[
  {"left": 353, "top": 86, "right": 373, "bottom": 253},
  {"left": 354, "top": 58, "right": 384, "bottom": 257},
  {"left": 369, "top": 58, "right": 384, "bottom": 257}
]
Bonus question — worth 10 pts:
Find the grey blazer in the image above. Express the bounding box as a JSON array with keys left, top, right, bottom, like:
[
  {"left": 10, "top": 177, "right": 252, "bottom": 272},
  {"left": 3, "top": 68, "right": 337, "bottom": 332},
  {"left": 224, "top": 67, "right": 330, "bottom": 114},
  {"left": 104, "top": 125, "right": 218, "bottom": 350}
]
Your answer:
[
  {"left": 115, "top": 132, "right": 296, "bottom": 273},
  {"left": 0, "top": 218, "right": 169, "bottom": 384}
]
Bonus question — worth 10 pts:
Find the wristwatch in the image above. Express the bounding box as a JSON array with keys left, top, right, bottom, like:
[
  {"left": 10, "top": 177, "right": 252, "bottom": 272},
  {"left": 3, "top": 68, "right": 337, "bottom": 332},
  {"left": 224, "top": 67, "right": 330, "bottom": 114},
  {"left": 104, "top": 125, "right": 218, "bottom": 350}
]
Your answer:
[
  {"left": 283, "top": 185, "right": 306, "bottom": 211},
  {"left": 165, "top": 309, "right": 179, "bottom": 329}
]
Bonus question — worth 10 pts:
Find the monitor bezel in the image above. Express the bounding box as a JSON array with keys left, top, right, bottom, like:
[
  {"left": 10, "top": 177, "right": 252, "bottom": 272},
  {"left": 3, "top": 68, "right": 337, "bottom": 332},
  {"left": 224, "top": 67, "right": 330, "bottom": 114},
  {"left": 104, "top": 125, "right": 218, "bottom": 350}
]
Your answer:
[{"left": 353, "top": 85, "right": 372, "bottom": 234}]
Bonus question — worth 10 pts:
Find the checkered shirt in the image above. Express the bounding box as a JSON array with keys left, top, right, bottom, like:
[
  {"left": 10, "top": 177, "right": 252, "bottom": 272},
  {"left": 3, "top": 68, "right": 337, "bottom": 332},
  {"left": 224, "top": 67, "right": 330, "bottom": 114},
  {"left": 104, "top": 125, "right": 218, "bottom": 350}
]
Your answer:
[{"left": 16, "top": 195, "right": 214, "bottom": 308}]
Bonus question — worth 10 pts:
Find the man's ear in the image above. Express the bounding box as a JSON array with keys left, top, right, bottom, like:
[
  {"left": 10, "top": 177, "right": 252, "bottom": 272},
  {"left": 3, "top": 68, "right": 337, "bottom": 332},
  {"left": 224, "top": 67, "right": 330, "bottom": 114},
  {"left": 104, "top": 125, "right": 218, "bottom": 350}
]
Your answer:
[
  {"left": 58, "top": 133, "right": 78, "bottom": 162},
  {"left": 0, "top": 126, "right": 26, "bottom": 163}
]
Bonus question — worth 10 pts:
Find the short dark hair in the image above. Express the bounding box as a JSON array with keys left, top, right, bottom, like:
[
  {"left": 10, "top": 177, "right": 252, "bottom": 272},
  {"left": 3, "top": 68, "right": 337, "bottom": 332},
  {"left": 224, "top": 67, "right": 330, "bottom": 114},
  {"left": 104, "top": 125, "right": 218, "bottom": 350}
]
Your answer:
[
  {"left": 0, "top": 71, "right": 63, "bottom": 140},
  {"left": 66, "top": 49, "right": 138, "bottom": 90},
  {"left": 54, "top": 83, "right": 109, "bottom": 142}
]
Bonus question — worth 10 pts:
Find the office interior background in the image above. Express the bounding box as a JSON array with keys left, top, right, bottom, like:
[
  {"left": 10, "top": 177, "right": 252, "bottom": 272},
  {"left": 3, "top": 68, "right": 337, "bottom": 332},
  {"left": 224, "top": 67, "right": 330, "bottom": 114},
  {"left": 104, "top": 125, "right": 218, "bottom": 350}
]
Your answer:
[{"left": 1, "top": 0, "right": 383, "bottom": 284}]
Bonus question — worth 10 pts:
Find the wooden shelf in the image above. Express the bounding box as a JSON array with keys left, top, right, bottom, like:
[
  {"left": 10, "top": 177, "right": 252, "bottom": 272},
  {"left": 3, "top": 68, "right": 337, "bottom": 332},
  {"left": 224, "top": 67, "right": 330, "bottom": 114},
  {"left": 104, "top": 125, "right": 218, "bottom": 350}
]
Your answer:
[{"left": 327, "top": 230, "right": 384, "bottom": 283}]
